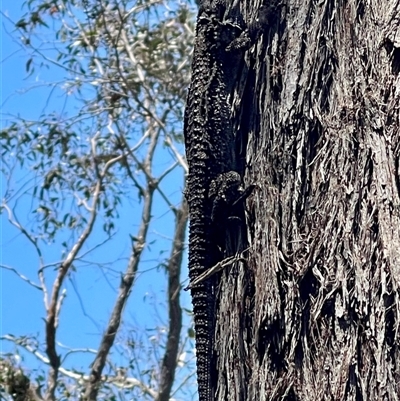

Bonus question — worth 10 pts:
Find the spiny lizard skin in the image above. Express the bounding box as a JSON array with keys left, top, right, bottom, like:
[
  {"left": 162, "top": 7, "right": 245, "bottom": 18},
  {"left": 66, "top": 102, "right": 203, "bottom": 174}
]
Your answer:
[{"left": 184, "top": 1, "right": 263, "bottom": 400}]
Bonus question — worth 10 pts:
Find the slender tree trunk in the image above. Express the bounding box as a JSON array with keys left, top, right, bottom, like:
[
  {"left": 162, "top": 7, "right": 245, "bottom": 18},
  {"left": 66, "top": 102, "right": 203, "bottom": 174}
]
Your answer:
[{"left": 216, "top": 0, "right": 400, "bottom": 399}]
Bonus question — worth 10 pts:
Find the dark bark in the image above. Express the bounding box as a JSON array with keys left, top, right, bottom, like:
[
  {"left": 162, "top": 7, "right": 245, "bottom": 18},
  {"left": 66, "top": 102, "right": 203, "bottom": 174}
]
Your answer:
[{"left": 216, "top": 0, "right": 400, "bottom": 400}]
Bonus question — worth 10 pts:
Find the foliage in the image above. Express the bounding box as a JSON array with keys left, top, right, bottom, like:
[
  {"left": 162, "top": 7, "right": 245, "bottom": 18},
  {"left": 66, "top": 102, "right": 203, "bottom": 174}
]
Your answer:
[{"left": 1, "top": 0, "right": 196, "bottom": 400}]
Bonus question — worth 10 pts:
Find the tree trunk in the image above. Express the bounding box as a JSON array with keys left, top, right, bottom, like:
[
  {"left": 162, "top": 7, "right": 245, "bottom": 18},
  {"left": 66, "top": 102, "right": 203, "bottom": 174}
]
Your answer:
[{"left": 216, "top": 0, "right": 400, "bottom": 400}]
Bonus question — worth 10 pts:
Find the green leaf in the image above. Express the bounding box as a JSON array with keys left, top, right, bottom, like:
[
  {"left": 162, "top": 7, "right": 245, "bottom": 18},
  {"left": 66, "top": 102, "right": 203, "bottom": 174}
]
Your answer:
[{"left": 15, "top": 19, "right": 28, "bottom": 31}]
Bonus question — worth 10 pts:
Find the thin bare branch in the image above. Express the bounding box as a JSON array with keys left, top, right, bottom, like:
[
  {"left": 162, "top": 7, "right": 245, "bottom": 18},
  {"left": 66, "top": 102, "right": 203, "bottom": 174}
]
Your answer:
[
  {"left": 0, "top": 264, "right": 42, "bottom": 290},
  {"left": 1, "top": 203, "right": 43, "bottom": 260},
  {"left": 165, "top": 135, "right": 188, "bottom": 174},
  {"left": 185, "top": 253, "right": 247, "bottom": 291}
]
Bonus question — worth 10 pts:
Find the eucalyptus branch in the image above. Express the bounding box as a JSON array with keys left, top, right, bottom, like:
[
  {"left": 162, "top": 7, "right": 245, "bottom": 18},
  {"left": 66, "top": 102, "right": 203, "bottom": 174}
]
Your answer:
[
  {"left": 165, "top": 135, "right": 188, "bottom": 174},
  {"left": 1, "top": 203, "right": 43, "bottom": 260},
  {"left": 1, "top": 335, "right": 162, "bottom": 400},
  {"left": 69, "top": 10, "right": 104, "bottom": 76},
  {"left": 157, "top": 189, "right": 188, "bottom": 401},
  {"left": 0, "top": 264, "right": 42, "bottom": 290},
  {"left": 44, "top": 134, "right": 123, "bottom": 401},
  {"left": 113, "top": 119, "right": 178, "bottom": 211},
  {"left": 1, "top": 201, "right": 48, "bottom": 305},
  {"left": 83, "top": 122, "right": 161, "bottom": 401},
  {"left": 2, "top": 2, "right": 195, "bottom": 400}
]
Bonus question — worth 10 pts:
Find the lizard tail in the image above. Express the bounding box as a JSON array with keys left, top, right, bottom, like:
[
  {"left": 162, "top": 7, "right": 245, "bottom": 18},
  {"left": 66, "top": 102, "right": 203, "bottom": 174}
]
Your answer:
[{"left": 191, "top": 280, "right": 215, "bottom": 401}]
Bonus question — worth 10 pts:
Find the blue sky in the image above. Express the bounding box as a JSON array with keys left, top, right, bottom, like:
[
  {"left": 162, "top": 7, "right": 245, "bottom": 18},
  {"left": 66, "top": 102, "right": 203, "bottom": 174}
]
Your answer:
[{"left": 1, "top": 0, "right": 194, "bottom": 393}]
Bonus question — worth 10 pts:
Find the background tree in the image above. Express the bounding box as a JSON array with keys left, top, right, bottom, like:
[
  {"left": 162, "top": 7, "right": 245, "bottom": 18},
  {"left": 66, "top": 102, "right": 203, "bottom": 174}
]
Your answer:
[
  {"left": 1, "top": 1, "right": 198, "bottom": 400},
  {"left": 215, "top": 0, "right": 400, "bottom": 400}
]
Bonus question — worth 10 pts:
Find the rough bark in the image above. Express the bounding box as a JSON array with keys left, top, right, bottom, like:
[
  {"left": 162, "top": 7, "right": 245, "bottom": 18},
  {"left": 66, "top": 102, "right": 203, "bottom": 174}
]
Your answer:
[{"left": 216, "top": 0, "right": 400, "bottom": 400}]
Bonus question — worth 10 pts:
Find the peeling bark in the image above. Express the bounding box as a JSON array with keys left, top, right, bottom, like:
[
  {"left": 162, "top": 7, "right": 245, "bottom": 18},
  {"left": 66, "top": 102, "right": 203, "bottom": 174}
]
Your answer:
[{"left": 216, "top": 0, "right": 400, "bottom": 400}]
